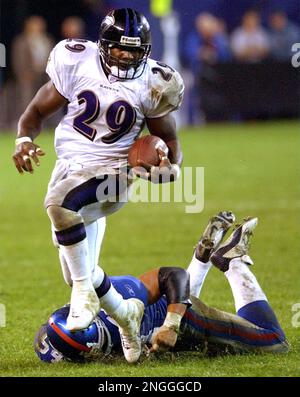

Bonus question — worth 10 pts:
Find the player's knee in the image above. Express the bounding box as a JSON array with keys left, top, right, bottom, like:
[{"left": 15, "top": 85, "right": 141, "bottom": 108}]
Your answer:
[{"left": 47, "top": 205, "right": 83, "bottom": 230}]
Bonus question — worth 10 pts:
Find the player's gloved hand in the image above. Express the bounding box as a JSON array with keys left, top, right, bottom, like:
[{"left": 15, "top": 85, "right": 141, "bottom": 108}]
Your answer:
[
  {"left": 132, "top": 149, "right": 181, "bottom": 184},
  {"left": 149, "top": 325, "right": 178, "bottom": 353},
  {"left": 13, "top": 137, "right": 45, "bottom": 174}
]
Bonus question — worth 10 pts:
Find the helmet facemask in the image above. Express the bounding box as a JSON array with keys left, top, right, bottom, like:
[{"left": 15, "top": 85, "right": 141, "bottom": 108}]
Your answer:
[
  {"left": 46, "top": 306, "right": 112, "bottom": 362},
  {"left": 99, "top": 40, "right": 151, "bottom": 80}
]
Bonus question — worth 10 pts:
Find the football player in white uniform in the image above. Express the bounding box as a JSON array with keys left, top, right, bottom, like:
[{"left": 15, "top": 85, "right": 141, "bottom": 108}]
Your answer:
[{"left": 12, "top": 8, "right": 184, "bottom": 363}]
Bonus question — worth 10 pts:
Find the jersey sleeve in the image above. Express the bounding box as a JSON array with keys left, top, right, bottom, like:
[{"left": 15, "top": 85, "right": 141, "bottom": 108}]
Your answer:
[
  {"left": 46, "top": 40, "right": 76, "bottom": 101},
  {"left": 141, "top": 62, "right": 185, "bottom": 118},
  {"left": 109, "top": 275, "right": 149, "bottom": 306}
]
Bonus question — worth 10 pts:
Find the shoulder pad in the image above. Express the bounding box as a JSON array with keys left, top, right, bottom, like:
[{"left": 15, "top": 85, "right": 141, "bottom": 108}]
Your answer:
[{"left": 141, "top": 59, "right": 184, "bottom": 118}]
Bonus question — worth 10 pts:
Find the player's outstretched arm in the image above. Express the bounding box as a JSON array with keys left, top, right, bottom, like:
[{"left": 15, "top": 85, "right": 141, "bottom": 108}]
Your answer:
[
  {"left": 13, "top": 81, "right": 68, "bottom": 174},
  {"left": 139, "top": 266, "right": 190, "bottom": 352},
  {"left": 135, "top": 114, "right": 183, "bottom": 183}
]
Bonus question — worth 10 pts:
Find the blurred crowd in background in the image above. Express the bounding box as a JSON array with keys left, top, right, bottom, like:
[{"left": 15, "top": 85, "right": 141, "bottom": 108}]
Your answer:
[{"left": 1, "top": 0, "right": 300, "bottom": 130}]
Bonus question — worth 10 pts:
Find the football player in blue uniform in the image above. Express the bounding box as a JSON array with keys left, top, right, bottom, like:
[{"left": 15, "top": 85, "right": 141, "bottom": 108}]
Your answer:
[{"left": 35, "top": 212, "right": 289, "bottom": 363}]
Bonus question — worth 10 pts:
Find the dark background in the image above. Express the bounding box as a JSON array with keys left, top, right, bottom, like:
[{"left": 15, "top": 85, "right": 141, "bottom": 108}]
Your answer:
[
  {"left": 1, "top": 0, "right": 300, "bottom": 72},
  {"left": 1, "top": 0, "right": 299, "bottom": 123}
]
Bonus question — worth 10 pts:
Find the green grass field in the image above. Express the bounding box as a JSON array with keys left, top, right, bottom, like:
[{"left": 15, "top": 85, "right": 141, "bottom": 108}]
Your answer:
[{"left": 0, "top": 120, "right": 299, "bottom": 377}]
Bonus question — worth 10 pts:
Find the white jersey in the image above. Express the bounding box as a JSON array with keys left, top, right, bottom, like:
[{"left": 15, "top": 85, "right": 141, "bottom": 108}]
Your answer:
[{"left": 46, "top": 39, "right": 184, "bottom": 168}]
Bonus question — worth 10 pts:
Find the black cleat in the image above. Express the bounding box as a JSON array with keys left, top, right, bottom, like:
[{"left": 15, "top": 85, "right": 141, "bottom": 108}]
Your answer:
[
  {"left": 210, "top": 217, "right": 258, "bottom": 272},
  {"left": 195, "top": 211, "right": 236, "bottom": 262}
]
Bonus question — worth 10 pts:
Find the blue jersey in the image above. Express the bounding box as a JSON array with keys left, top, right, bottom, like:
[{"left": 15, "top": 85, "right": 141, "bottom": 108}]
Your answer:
[
  {"left": 99, "top": 275, "right": 167, "bottom": 351},
  {"left": 35, "top": 275, "right": 287, "bottom": 363},
  {"left": 99, "top": 275, "right": 287, "bottom": 355}
]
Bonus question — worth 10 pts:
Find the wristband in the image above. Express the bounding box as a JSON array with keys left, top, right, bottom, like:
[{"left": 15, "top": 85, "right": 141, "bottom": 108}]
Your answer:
[
  {"left": 15, "top": 137, "right": 32, "bottom": 145},
  {"left": 163, "top": 312, "right": 183, "bottom": 333}
]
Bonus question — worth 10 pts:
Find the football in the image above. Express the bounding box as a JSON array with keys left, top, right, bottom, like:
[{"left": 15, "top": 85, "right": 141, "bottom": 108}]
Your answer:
[{"left": 128, "top": 135, "right": 168, "bottom": 168}]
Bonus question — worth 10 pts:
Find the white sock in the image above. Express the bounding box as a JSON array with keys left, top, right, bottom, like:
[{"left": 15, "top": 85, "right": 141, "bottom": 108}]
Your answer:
[
  {"left": 99, "top": 285, "right": 128, "bottom": 326},
  {"left": 85, "top": 218, "right": 106, "bottom": 287},
  {"left": 60, "top": 239, "right": 91, "bottom": 282},
  {"left": 187, "top": 253, "right": 212, "bottom": 297},
  {"left": 55, "top": 218, "right": 106, "bottom": 287},
  {"left": 225, "top": 258, "right": 267, "bottom": 312},
  {"left": 58, "top": 248, "right": 72, "bottom": 286},
  {"left": 92, "top": 265, "right": 105, "bottom": 289},
  {"left": 72, "top": 278, "right": 94, "bottom": 290}
]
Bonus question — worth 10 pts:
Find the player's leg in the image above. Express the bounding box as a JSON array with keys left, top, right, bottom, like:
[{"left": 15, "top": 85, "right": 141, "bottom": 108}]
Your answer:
[
  {"left": 46, "top": 166, "right": 143, "bottom": 362},
  {"left": 46, "top": 161, "right": 100, "bottom": 330},
  {"left": 85, "top": 217, "right": 106, "bottom": 285},
  {"left": 186, "top": 211, "right": 235, "bottom": 296},
  {"left": 210, "top": 217, "right": 288, "bottom": 352},
  {"left": 80, "top": 196, "right": 145, "bottom": 363},
  {"left": 52, "top": 217, "right": 107, "bottom": 287},
  {"left": 53, "top": 214, "right": 144, "bottom": 363},
  {"left": 48, "top": 204, "right": 101, "bottom": 331},
  {"left": 51, "top": 227, "right": 71, "bottom": 285},
  {"left": 178, "top": 217, "right": 288, "bottom": 354},
  {"left": 179, "top": 295, "right": 288, "bottom": 354},
  {"left": 45, "top": 166, "right": 126, "bottom": 332}
]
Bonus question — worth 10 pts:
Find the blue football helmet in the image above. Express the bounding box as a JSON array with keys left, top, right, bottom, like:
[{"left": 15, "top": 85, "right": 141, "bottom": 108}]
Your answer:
[
  {"left": 34, "top": 323, "right": 64, "bottom": 363},
  {"left": 47, "top": 305, "right": 111, "bottom": 361}
]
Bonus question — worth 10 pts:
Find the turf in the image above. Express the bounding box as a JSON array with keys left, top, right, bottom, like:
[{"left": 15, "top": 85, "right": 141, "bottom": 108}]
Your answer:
[{"left": 0, "top": 120, "right": 299, "bottom": 377}]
